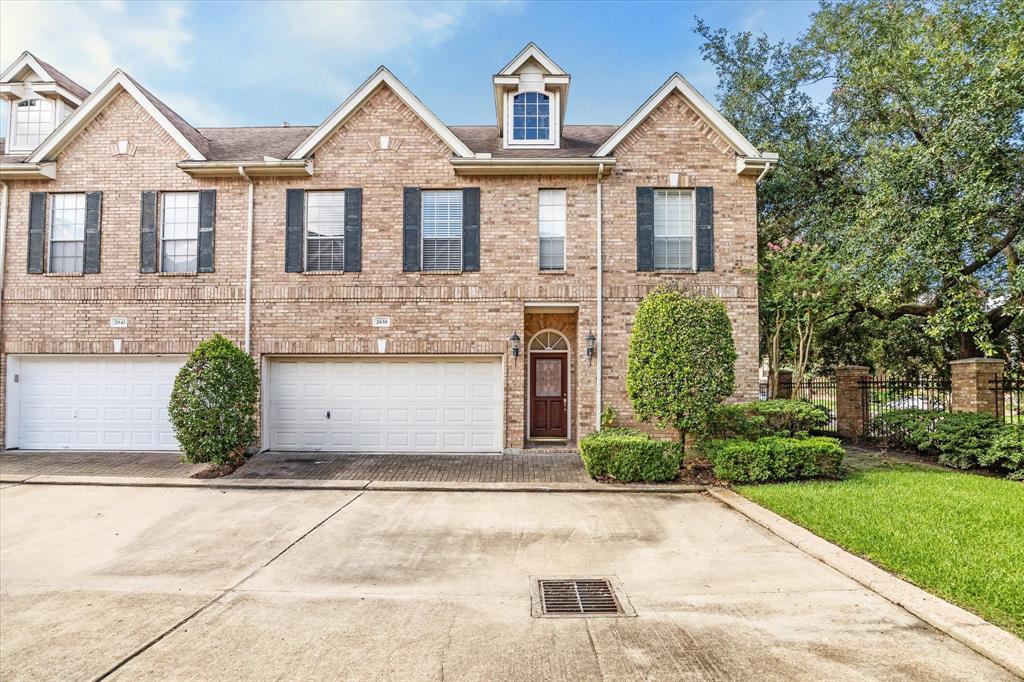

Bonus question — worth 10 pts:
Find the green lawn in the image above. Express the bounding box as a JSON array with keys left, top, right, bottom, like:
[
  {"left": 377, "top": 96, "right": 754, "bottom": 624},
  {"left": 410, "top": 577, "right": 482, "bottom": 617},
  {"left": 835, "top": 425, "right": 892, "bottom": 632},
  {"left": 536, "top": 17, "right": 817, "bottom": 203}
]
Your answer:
[{"left": 739, "top": 465, "right": 1024, "bottom": 638}]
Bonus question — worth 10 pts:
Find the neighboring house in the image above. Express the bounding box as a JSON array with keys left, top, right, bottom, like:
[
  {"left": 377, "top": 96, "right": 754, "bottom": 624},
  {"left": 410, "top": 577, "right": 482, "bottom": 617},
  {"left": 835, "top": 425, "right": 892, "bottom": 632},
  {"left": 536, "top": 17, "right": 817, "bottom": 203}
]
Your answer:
[{"left": 0, "top": 44, "right": 775, "bottom": 454}]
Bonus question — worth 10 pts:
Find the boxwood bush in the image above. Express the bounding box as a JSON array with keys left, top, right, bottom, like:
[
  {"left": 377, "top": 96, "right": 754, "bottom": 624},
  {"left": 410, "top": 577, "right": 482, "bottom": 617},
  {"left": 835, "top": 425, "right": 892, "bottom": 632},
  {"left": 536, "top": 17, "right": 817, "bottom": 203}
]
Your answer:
[
  {"left": 702, "top": 399, "right": 829, "bottom": 441},
  {"left": 871, "top": 409, "right": 943, "bottom": 451},
  {"left": 579, "top": 429, "right": 682, "bottom": 482},
  {"left": 169, "top": 334, "right": 259, "bottom": 465},
  {"left": 872, "top": 409, "right": 1002, "bottom": 470},
  {"left": 704, "top": 436, "right": 845, "bottom": 483},
  {"left": 978, "top": 423, "right": 1023, "bottom": 479}
]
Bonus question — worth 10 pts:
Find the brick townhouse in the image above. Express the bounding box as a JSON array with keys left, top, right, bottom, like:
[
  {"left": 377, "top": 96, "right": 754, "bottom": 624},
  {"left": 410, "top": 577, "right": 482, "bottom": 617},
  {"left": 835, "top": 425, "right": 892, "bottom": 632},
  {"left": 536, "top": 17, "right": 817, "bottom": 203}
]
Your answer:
[{"left": 0, "top": 44, "right": 775, "bottom": 454}]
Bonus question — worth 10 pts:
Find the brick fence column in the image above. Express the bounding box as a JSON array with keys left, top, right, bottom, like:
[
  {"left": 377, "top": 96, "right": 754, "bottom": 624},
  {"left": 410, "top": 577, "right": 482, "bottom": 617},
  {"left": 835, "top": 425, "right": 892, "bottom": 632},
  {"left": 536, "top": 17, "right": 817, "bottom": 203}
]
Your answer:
[
  {"left": 836, "top": 366, "right": 870, "bottom": 439},
  {"left": 950, "top": 358, "right": 1004, "bottom": 416},
  {"left": 775, "top": 369, "right": 794, "bottom": 399}
]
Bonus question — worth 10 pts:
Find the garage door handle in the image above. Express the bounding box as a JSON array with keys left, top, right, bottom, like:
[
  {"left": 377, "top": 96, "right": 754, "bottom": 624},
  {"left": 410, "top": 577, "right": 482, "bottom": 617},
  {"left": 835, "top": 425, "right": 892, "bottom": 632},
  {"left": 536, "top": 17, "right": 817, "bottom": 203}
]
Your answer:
[{"left": 326, "top": 410, "right": 331, "bottom": 420}]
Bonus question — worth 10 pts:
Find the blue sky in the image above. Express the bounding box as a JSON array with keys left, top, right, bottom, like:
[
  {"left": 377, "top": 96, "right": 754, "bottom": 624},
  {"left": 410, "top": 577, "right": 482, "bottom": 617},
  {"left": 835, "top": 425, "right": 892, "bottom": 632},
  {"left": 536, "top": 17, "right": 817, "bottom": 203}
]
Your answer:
[{"left": 2, "top": 0, "right": 818, "bottom": 130}]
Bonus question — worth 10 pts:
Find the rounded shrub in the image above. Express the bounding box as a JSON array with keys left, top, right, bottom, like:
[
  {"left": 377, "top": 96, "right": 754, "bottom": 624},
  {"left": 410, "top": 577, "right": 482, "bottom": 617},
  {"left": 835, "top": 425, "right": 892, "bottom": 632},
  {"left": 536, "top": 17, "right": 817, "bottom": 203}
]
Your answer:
[
  {"left": 169, "top": 334, "right": 259, "bottom": 465},
  {"left": 579, "top": 429, "right": 681, "bottom": 482},
  {"left": 979, "top": 423, "right": 1024, "bottom": 480},
  {"left": 930, "top": 412, "right": 1000, "bottom": 469},
  {"left": 626, "top": 289, "right": 736, "bottom": 440},
  {"left": 704, "top": 436, "right": 845, "bottom": 483}
]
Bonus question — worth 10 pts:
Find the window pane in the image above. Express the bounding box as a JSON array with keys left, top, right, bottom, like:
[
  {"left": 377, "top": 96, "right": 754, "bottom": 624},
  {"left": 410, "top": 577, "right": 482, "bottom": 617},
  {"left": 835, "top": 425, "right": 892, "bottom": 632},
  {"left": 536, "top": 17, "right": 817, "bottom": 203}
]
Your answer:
[
  {"left": 50, "top": 193, "right": 86, "bottom": 241},
  {"left": 653, "top": 190, "right": 694, "bottom": 269},
  {"left": 512, "top": 92, "right": 551, "bottom": 142},
  {"left": 538, "top": 189, "right": 566, "bottom": 270},
  {"left": 304, "top": 192, "right": 345, "bottom": 271},
  {"left": 12, "top": 98, "right": 56, "bottom": 149},
  {"left": 422, "top": 190, "right": 463, "bottom": 271},
  {"left": 160, "top": 193, "right": 199, "bottom": 273},
  {"left": 49, "top": 240, "right": 84, "bottom": 274},
  {"left": 307, "top": 238, "right": 345, "bottom": 271}
]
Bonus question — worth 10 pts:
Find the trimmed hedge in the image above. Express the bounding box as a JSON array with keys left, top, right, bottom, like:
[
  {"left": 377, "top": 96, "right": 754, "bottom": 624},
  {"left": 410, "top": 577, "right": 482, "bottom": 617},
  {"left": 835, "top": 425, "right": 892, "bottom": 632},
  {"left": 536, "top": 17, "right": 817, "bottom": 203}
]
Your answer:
[
  {"left": 705, "top": 436, "right": 845, "bottom": 483},
  {"left": 872, "top": 409, "right": 1002, "bottom": 470},
  {"left": 979, "top": 423, "right": 1024, "bottom": 480},
  {"left": 579, "top": 429, "right": 682, "bottom": 483},
  {"left": 702, "top": 399, "right": 829, "bottom": 441},
  {"left": 169, "top": 334, "right": 258, "bottom": 465}
]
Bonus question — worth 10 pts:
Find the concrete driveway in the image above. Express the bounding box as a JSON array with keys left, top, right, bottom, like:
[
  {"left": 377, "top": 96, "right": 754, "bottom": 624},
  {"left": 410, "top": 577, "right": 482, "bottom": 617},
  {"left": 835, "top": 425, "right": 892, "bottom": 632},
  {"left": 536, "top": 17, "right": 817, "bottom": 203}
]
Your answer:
[{"left": 0, "top": 484, "right": 1015, "bottom": 681}]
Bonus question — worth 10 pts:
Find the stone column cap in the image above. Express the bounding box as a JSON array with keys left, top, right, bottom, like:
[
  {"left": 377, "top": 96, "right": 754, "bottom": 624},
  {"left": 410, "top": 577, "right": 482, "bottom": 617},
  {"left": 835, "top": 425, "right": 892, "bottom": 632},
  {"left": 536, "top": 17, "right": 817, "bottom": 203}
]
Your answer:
[
  {"left": 949, "top": 357, "right": 1005, "bottom": 365},
  {"left": 836, "top": 365, "right": 870, "bottom": 371}
]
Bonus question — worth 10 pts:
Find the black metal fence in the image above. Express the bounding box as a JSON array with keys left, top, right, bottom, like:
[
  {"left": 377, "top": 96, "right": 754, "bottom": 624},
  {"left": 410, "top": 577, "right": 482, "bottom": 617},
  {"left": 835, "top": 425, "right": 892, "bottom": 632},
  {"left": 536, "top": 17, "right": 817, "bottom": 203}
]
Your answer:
[
  {"left": 758, "top": 382, "right": 769, "bottom": 400},
  {"left": 861, "top": 377, "right": 952, "bottom": 439},
  {"left": 795, "top": 378, "right": 838, "bottom": 434},
  {"left": 992, "top": 376, "right": 1023, "bottom": 424}
]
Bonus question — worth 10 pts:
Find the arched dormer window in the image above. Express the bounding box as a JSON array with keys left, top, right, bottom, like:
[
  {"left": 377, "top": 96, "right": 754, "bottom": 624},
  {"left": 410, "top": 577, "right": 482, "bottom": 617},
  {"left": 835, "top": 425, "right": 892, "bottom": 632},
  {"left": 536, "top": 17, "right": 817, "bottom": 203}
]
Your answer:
[
  {"left": 512, "top": 91, "right": 550, "bottom": 142},
  {"left": 10, "top": 97, "right": 56, "bottom": 151}
]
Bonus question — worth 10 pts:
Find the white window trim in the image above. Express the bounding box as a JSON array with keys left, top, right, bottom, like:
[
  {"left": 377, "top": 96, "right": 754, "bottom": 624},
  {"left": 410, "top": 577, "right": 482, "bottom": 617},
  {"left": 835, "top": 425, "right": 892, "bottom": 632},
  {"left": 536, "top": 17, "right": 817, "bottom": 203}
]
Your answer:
[
  {"left": 303, "top": 190, "right": 346, "bottom": 272},
  {"left": 538, "top": 188, "right": 567, "bottom": 271},
  {"left": 7, "top": 96, "right": 60, "bottom": 153},
  {"left": 503, "top": 90, "right": 559, "bottom": 149},
  {"left": 653, "top": 188, "right": 698, "bottom": 272},
  {"left": 47, "top": 192, "right": 86, "bottom": 274},
  {"left": 420, "top": 190, "right": 464, "bottom": 272},
  {"left": 159, "top": 191, "right": 200, "bottom": 274}
]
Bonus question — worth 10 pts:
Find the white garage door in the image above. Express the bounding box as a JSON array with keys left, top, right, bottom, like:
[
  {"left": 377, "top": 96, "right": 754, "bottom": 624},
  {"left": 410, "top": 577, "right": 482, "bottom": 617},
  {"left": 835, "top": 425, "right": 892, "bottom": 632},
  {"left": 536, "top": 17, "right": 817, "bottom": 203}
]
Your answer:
[
  {"left": 11, "top": 356, "right": 184, "bottom": 451},
  {"left": 268, "top": 357, "right": 503, "bottom": 453}
]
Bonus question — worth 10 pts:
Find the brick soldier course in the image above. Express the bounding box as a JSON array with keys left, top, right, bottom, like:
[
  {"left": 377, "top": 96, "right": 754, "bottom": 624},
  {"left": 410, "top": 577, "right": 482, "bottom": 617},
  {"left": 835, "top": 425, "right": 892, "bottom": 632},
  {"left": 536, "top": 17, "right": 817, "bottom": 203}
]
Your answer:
[{"left": 0, "top": 45, "right": 776, "bottom": 453}]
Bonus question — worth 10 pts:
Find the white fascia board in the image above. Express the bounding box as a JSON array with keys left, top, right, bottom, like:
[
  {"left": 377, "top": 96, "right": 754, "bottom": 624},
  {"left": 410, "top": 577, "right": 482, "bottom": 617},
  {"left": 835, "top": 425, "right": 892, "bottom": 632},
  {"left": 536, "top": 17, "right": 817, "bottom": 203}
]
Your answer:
[
  {"left": 0, "top": 52, "right": 47, "bottom": 84},
  {"left": 594, "top": 73, "right": 761, "bottom": 159},
  {"left": 28, "top": 70, "right": 206, "bottom": 163},
  {"left": 289, "top": 67, "right": 473, "bottom": 160},
  {"left": 0, "top": 83, "right": 82, "bottom": 106},
  {"left": 498, "top": 43, "right": 566, "bottom": 76},
  {"left": 177, "top": 159, "right": 314, "bottom": 177},
  {"left": 0, "top": 162, "right": 57, "bottom": 180}
]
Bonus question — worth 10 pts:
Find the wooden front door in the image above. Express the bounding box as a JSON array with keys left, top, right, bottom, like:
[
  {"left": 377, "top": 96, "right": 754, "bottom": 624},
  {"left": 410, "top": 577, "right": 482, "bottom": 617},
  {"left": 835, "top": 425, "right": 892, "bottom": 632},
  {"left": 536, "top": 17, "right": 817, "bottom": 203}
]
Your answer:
[{"left": 530, "top": 353, "right": 568, "bottom": 438}]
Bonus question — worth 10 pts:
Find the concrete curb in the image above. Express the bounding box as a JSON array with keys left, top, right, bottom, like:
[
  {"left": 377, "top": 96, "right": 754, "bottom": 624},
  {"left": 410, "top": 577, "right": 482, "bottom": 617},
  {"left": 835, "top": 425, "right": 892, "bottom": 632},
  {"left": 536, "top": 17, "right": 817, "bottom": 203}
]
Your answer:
[
  {"left": 0, "top": 474, "right": 705, "bottom": 494},
  {"left": 708, "top": 487, "right": 1024, "bottom": 679}
]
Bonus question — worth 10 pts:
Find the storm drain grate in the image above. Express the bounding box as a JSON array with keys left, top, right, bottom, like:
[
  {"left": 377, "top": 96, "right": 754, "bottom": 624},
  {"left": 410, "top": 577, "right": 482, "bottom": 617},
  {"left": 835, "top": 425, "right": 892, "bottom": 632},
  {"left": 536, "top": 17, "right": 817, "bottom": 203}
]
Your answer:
[{"left": 533, "top": 578, "right": 633, "bottom": 617}]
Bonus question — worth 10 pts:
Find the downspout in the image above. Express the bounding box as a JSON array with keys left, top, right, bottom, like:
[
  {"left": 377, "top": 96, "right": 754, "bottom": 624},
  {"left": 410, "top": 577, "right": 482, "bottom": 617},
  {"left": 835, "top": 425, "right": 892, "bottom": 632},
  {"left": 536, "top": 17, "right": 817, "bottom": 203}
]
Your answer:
[
  {"left": 0, "top": 181, "right": 8, "bottom": 309},
  {"left": 756, "top": 161, "right": 772, "bottom": 184},
  {"left": 238, "top": 167, "right": 254, "bottom": 354},
  {"left": 595, "top": 163, "right": 604, "bottom": 432}
]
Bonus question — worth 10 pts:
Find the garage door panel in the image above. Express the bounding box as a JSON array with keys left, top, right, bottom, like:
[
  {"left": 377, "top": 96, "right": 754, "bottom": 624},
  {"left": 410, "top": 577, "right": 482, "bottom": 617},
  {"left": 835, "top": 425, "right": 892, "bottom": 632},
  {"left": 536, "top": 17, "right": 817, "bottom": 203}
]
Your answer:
[
  {"left": 14, "top": 356, "right": 184, "bottom": 451},
  {"left": 268, "top": 357, "right": 502, "bottom": 453}
]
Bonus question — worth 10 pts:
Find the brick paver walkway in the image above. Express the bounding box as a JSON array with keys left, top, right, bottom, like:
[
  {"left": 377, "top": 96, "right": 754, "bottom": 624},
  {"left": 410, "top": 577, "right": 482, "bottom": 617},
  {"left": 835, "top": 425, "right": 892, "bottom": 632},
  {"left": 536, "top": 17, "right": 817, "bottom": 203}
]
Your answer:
[
  {"left": 1, "top": 450, "right": 588, "bottom": 484},
  {"left": 229, "top": 451, "right": 588, "bottom": 483},
  {"left": 0, "top": 451, "right": 201, "bottom": 478}
]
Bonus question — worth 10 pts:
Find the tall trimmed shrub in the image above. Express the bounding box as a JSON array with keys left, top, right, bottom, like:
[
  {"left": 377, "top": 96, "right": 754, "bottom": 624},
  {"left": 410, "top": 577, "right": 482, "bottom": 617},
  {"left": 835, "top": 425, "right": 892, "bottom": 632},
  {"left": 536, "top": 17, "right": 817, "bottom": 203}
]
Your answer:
[
  {"left": 169, "top": 334, "right": 258, "bottom": 465},
  {"left": 626, "top": 289, "right": 737, "bottom": 441}
]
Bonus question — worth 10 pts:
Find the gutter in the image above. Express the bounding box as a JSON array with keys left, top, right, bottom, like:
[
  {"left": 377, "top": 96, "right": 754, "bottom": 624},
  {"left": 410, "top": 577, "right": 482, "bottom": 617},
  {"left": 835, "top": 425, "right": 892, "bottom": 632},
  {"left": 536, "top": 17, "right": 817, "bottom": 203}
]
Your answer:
[
  {"left": 238, "top": 167, "right": 255, "bottom": 354},
  {"left": 596, "top": 163, "right": 604, "bottom": 431},
  {"left": 178, "top": 159, "right": 312, "bottom": 178},
  {"left": 452, "top": 157, "right": 615, "bottom": 176},
  {"left": 0, "top": 162, "right": 56, "bottom": 180}
]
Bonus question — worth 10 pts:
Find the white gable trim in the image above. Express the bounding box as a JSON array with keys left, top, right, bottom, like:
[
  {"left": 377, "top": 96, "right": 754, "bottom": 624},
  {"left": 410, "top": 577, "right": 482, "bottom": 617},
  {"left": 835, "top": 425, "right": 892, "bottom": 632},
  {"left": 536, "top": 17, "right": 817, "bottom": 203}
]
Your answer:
[
  {"left": 0, "top": 52, "right": 50, "bottom": 84},
  {"left": 28, "top": 70, "right": 206, "bottom": 162},
  {"left": 289, "top": 67, "right": 473, "bottom": 160},
  {"left": 498, "top": 43, "right": 566, "bottom": 76},
  {"left": 594, "top": 73, "right": 761, "bottom": 159}
]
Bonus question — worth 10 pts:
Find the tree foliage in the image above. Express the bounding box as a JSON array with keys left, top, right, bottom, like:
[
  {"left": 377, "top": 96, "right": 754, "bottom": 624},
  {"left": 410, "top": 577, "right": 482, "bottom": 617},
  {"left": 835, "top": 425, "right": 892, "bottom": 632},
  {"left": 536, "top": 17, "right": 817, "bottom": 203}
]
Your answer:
[
  {"left": 626, "top": 289, "right": 737, "bottom": 438},
  {"left": 169, "top": 334, "right": 259, "bottom": 465},
  {"left": 697, "top": 0, "right": 1024, "bottom": 367}
]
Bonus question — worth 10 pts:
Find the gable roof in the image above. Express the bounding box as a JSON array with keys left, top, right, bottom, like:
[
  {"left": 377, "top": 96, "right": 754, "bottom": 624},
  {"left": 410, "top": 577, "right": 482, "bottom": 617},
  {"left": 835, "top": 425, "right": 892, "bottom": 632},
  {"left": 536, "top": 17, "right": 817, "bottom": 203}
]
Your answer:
[
  {"left": 497, "top": 42, "right": 567, "bottom": 76},
  {"left": 594, "top": 73, "right": 763, "bottom": 159},
  {"left": 288, "top": 66, "right": 474, "bottom": 160},
  {"left": 28, "top": 69, "right": 208, "bottom": 162},
  {"left": 1, "top": 51, "right": 90, "bottom": 101}
]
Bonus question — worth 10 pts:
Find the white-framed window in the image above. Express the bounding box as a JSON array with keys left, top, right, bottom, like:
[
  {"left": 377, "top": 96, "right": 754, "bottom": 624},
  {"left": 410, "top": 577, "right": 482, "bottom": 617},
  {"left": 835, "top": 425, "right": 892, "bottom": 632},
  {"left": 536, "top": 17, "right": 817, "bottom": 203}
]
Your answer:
[
  {"left": 512, "top": 91, "right": 551, "bottom": 142},
  {"left": 10, "top": 97, "right": 56, "bottom": 151},
  {"left": 653, "top": 189, "right": 696, "bottom": 270},
  {"left": 48, "top": 193, "right": 86, "bottom": 274},
  {"left": 305, "top": 191, "right": 345, "bottom": 271},
  {"left": 538, "top": 189, "right": 566, "bottom": 271},
  {"left": 160, "top": 191, "right": 199, "bottom": 273},
  {"left": 422, "top": 190, "right": 463, "bottom": 271}
]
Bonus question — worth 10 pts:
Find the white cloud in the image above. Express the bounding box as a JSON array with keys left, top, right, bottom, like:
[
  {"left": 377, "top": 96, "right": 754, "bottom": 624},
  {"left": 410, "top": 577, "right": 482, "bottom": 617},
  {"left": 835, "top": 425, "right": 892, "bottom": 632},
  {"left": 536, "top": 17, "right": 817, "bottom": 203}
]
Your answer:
[{"left": 0, "top": 0, "right": 193, "bottom": 87}]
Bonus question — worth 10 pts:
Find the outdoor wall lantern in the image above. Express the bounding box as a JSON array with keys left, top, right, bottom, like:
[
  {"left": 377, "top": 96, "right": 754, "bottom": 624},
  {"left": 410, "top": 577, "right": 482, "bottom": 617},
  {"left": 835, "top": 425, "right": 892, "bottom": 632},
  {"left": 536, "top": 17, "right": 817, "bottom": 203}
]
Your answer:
[
  {"left": 585, "top": 330, "right": 596, "bottom": 364},
  {"left": 509, "top": 332, "right": 521, "bottom": 364}
]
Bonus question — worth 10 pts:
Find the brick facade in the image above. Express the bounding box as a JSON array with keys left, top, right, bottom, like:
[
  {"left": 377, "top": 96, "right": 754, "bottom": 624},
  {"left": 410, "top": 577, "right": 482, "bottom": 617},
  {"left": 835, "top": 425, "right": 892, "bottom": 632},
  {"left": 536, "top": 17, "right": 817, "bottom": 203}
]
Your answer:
[{"left": 0, "top": 83, "right": 760, "bottom": 451}]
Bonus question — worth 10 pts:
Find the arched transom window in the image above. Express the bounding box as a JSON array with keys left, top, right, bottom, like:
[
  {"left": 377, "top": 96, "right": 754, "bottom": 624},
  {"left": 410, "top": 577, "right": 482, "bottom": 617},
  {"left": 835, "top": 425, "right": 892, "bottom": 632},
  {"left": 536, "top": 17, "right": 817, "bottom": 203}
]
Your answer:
[
  {"left": 512, "top": 91, "right": 550, "bottom": 141},
  {"left": 529, "top": 330, "right": 569, "bottom": 352}
]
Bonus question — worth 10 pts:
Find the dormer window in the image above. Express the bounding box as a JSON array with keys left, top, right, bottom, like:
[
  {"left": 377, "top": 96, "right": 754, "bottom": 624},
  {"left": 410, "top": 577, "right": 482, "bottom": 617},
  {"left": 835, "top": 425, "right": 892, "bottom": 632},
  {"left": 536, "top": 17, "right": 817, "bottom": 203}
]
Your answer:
[
  {"left": 512, "top": 92, "right": 550, "bottom": 142},
  {"left": 10, "top": 97, "right": 55, "bottom": 151}
]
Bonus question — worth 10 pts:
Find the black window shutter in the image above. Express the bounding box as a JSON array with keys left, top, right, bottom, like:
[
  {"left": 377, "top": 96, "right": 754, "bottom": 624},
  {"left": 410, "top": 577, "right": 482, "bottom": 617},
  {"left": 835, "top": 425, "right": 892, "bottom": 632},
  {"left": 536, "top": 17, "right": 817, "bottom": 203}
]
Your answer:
[
  {"left": 139, "top": 191, "right": 158, "bottom": 273},
  {"left": 696, "top": 186, "right": 714, "bottom": 271},
  {"left": 462, "top": 187, "right": 480, "bottom": 271},
  {"left": 285, "top": 189, "right": 305, "bottom": 272},
  {"left": 27, "top": 192, "right": 46, "bottom": 274},
  {"left": 83, "top": 191, "right": 102, "bottom": 274},
  {"left": 636, "top": 187, "right": 654, "bottom": 271},
  {"left": 344, "top": 188, "right": 362, "bottom": 272},
  {"left": 197, "top": 189, "right": 216, "bottom": 273},
  {"left": 403, "top": 187, "right": 421, "bottom": 272}
]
